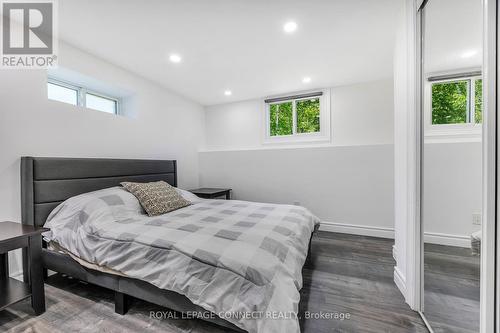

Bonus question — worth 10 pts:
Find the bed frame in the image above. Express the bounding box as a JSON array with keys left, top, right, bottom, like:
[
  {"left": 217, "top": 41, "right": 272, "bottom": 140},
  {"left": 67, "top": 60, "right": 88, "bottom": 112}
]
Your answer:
[{"left": 20, "top": 156, "right": 315, "bottom": 332}]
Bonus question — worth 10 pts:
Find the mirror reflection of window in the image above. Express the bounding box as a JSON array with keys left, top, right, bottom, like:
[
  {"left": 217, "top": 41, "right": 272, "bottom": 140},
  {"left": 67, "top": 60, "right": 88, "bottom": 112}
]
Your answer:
[{"left": 431, "top": 77, "right": 482, "bottom": 125}]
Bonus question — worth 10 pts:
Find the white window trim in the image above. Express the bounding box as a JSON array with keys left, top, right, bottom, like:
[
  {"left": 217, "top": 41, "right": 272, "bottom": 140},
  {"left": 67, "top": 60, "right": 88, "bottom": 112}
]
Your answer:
[
  {"left": 424, "top": 75, "right": 482, "bottom": 143},
  {"left": 48, "top": 77, "right": 121, "bottom": 115},
  {"left": 262, "top": 89, "right": 331, "bottom": 144}
]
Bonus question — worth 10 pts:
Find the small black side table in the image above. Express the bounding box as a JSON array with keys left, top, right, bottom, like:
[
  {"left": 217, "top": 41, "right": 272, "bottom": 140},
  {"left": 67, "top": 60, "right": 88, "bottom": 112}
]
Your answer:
[
  {"left": 189, "top": 188, "right": 232, "bottom": 200},
  {"left": 0, "top": 221, "right": 48, "bottom": 315}
]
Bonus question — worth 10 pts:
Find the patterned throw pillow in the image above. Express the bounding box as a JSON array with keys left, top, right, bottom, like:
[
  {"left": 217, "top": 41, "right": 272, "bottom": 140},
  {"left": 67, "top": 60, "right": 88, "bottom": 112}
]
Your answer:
[{"left": 120, "top": 181, "right": 191, "bottom": 216}]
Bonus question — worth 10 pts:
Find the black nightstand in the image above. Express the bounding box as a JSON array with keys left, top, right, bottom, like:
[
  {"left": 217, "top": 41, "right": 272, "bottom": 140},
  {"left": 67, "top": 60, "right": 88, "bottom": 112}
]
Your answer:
[
  {"left": 189, "top": 188, "right": 232, "bottom": 200},
  {"left": 0, "top": 221, "right": 48, "bottom": 315}
]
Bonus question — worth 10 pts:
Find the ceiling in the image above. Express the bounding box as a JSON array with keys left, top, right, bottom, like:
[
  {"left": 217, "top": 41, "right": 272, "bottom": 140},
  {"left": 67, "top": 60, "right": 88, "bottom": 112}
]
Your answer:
[
  {"left": 58, "top": 0, "right": 401, "bottom": 106},
  {"left": 424, "top": 0, "right": 482, "bottom": 74}
]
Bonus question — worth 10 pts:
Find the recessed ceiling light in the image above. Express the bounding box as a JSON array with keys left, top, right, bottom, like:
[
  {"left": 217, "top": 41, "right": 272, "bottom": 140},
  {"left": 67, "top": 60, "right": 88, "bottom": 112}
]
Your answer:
[
  {"left": 302, "top": 77, "right": 312, "bottom": 84},
  {"left": 169, "top": 54, "right": 182, "bottom": 63},
  {"left": 224, "top": 90, "right": 232, "bottom": 96},
  {"left": 461, "top": 50, "right": 478, "bottom": 58},
  {"left": 283, "top": 21, "right": 298, "bottom": 33}
]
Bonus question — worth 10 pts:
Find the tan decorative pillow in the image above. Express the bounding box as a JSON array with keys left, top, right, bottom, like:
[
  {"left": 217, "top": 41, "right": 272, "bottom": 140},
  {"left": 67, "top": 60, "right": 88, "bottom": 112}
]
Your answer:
[{"left": 121, "top": 181, "right": 191, "bottom": 216}]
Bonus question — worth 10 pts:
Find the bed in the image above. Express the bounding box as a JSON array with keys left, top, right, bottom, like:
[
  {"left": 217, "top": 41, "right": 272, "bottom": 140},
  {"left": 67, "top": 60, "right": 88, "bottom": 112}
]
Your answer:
[{"left": 20, "top": 157, "right": 319, "bottom": 333}]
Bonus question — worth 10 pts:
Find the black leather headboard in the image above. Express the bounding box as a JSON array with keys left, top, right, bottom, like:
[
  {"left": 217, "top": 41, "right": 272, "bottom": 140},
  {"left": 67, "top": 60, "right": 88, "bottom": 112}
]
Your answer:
[{"left": 21, "top": 157, "right": 177, "bottom": 227}]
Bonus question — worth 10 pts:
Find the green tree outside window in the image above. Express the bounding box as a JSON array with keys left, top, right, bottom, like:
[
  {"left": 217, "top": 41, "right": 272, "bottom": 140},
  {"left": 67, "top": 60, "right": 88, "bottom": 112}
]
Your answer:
[
  {"left": 297, "top": 98, "right": 320, "bottom": 133},
  {"left": 431, "top": 78, "right": 482, "bottom": 125},
  {"left": 269, "top": 98, "right": 321, "bottom": 136},
  {"left": 475, "top": 79, "right": 482, "bottom": 124},
  {"left": 431, "top": 80, "right": 468, "bottom": 124},
  {"left": 269, "top": 102, "right": 293, "bottom": 136}
]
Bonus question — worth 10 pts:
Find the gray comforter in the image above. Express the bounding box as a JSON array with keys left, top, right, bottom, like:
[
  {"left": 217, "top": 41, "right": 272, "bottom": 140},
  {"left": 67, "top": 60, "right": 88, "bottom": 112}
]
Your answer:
[{"left": 43, "top": 187, "right": 320, "bottom": 333}]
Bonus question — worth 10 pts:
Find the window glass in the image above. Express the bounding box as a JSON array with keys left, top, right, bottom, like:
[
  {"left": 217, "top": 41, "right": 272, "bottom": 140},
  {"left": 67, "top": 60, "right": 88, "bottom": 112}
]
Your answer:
[
  {"left": 269, "top": 101, "right": 293, "bottom": 136},
  {"left": 296, "top": 98, "right": 320, "bottom": 133},
  {"left": 431, "top": 80, "right": 468, "bottom": 124},
  {"left": 47, "top": 82, "right": 78, "bottom": 105},
  {"left": 85, "top": 93, "right": 117, "bottom": 114},
  {"left": 475, "top": 79, "right": 482, "bottom": 124}
]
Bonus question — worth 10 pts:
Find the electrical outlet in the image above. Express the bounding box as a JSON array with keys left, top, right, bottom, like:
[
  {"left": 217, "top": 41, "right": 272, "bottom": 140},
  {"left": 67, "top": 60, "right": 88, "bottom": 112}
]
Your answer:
[{"left": 472, "top": 213, "right": 482, "bottom": 226}]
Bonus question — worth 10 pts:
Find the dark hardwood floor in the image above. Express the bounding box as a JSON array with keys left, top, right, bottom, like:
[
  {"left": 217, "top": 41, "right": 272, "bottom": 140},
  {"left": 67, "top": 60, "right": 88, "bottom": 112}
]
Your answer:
[
  {"left": 0, "top": 232, "right": 428, "bottom": 333},
  {"left": 424, "top": 243, "right": 480, "bottom": 333}
]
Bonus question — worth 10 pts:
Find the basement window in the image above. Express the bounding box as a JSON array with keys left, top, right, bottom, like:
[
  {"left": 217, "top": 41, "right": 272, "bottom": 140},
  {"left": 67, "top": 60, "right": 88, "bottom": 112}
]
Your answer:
[
  {"left": 264, "top": 90, "right": 330, "bottom": 144},
  {"left": 47, "top": 78, "right": 120, "bottom": 115},
  {"left": 425, "top": 72, "right": 482, "bottom": 141},
  {"left": 431, "top": 77, "right": 482, "bottom": 124}
]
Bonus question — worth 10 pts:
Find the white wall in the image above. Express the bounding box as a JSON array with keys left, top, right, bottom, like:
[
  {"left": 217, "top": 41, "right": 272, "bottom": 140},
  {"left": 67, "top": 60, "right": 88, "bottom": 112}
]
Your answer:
[
  {"left": 423, "top": 142, "right": 482, "bottom": 246},
  {"left": 201, "top": 79, "right": 395, "bottom": 237},
  {"left": 0, "top": 42, "right": 204, "bottom": 277},
  {"left": 199, "top": 145, "right": 394, "bottom": 234},
  {"left": 205, "top": 99, "right": 262, "bottom": 150},
  {"left": 331, "top": 80, "right": 394, "bottom": 146},
  {"left": 204, "top": 79, "right": 394, "bottom": 150}
]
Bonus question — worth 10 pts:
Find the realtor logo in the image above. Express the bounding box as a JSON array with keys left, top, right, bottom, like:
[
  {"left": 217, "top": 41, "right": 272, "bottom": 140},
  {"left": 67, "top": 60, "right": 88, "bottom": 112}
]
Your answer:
[{"left": 1, "top": 0, "right": 58, "bottom": 68}]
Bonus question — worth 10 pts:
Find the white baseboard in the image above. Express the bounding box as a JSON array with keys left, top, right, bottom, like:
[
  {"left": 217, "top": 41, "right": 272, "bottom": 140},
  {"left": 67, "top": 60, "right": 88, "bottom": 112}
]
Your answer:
[
  {"left": 423, "top": 232, "right": 471, "bottom": 248},
  {"left": 10, "top": 270, "right": 23, "bottom": 281},
  {"left": 319, "top": 221, "right": 395, "bottom": 239},
  {"left": 319, "top": 221, "right": 471, "bottom": 248},
  {"left": 393, "top": 266, "right": 406, "bottom": 297}
]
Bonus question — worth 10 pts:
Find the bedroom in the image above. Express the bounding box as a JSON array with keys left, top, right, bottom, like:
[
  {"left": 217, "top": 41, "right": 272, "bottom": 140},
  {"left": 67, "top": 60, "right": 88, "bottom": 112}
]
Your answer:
[{"left": 0, "top": 0, "right": 498, "bottom": 333}]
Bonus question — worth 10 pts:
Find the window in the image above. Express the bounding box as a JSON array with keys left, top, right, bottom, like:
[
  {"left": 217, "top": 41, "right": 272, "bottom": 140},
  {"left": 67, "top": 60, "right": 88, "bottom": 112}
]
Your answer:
[
  {"left": 425, "top": 73, "right": 482, "bottom": 141},
  {"left": 269, "top": 101, "right": 293, "bottom": 136},
  {"left": 430, "top": 77, "right": 482, "bottom": 125},
  {"left": 85, "top": 93, "right": 118, "bottom": 114},
  {"left": 47, "top": 82, "right": 78, "bottom": 106},
  {"left": 265, "top": 91, "right": 329, "bottom": 143},
  {"left": 47, "top": 78, "right": 119, "bottom": 115},
  {"left": 296, "top": 98, "right": 321, "bottom": 133}
]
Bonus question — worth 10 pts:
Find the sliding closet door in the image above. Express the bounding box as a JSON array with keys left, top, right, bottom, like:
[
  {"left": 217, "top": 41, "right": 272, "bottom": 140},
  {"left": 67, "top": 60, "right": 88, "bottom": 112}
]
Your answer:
[{"left": 420, "top": 0, "right": 483, "bottom": 332}]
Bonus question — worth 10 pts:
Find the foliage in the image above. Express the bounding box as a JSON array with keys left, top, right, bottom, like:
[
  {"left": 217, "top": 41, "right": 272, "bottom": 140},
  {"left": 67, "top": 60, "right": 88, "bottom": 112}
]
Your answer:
[
  {"left": 269, "top": 98, "right": 320, "bottom": 136},
  {"left": 431, "top": 79, "right": 482, "bottom": 125},
  {"left": 431, "top": 80, "right": 468, "bottom": 124},
  {"left": 269, "top": 102, "right": 293, "bottom": 136},
  {"left": 297, "top": 98, "right": 320, "bottom": 133},
  {"left": 475, "top": 79, "right": 482, "bottom": 124}
]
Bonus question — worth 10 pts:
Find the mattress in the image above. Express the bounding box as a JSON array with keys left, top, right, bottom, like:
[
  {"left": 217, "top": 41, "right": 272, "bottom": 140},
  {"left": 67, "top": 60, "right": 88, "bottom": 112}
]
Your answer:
[
  {"left": 48, "top": 241, "right": 126, "bottom": 276},
  {"left": 42, "top": 186, "right": 320, "bottom": 333}
]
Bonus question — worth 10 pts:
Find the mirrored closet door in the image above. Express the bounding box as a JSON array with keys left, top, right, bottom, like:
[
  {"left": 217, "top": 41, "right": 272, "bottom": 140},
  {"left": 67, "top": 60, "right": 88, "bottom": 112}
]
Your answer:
[{"left": 420, "top": 0, "right": 482, "bottom": 332}]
